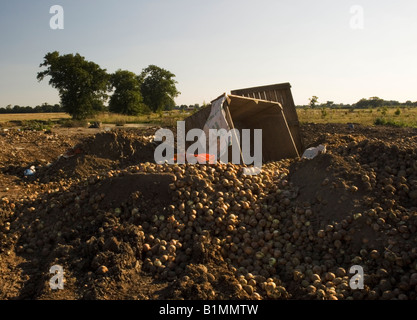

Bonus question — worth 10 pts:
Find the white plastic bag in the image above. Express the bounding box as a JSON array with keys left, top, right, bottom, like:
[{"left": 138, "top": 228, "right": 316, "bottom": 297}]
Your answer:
[
  {"left": 301, "top": 144, "right": 326, "bottom": 159},
  {"left": 202, "top": 95, "right": 231, "bottom": 159},
  {"left": 24, "top": 165, "right": 36, "bottom": 176}
]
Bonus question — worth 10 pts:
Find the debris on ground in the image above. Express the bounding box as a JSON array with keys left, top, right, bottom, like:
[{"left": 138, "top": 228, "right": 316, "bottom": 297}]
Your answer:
[{"left": 301, "top": 144, "right": 326, "bottom": 159}]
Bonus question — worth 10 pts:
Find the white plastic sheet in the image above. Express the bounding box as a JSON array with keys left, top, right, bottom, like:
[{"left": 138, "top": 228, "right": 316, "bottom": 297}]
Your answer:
[
  {"left": 301, "top": 144, "right": 326, "bottom": 159},
  {"left": 202, "top": 95, "right": 231, "bottom": 160}
]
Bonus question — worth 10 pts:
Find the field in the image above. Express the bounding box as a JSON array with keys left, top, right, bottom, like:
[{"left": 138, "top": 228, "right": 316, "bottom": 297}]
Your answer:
[
  {"left": 1, "top": 107, "right": 416, "bottom": 129},
  {"left": 1, "top": 109, "right": 417, "bottom": 301},
  {"left": 297, "top": 107, "right": 417, "bottom": 128},
  {"left": 0, "top": 112, "right": 70, "bottom": 123},
  {"left": 0, "top": 111, "right": 190, "bottom": 128}
]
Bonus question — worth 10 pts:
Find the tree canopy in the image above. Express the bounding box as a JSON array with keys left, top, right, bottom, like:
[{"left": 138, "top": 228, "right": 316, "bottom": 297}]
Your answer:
[
  {"left": 308, "top": 96, "right": 319, "bottom": 108},
  {"left": 37, "top": 52, "right": 182, "bottom": 117},
  {"left": 37, "top": 51, "right": 110, "bottom": 120},
  {"left": 354, "top": 97, "right": 385, "bottom": 109},
  {"left": 0, "top": 103, "right": 63, "bottom": 114},
  {"left": 109, "top": 69, "right": 149, "bottom": 115},
  {"left": 139, "top": 65, "right": 180, "bottom": 112}
]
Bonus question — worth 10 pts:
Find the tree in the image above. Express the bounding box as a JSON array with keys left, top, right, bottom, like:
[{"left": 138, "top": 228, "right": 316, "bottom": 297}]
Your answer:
[
  {"left": 109, "top": 69, "right": 149, "bottom": 115},
  {"left": 354, "top": 97, "right": 384, "bottom": 109},
  {"left": 369, "top": 97, "right": 384, "bottom": 108},
  {"left": 354, "top": 98, "right": 369, "bottom": 109},
  {"left": 139, "top": 65, "right": 180, "bottom": 112},
  {"left": 324, "top": 101, "right": 334, "bottom": 108},
  {"left": 308, "top": 96, "right": 319, "bottom": 109},
  {"left": 37, "top": 51, "right": 110, "bottom": 120}
]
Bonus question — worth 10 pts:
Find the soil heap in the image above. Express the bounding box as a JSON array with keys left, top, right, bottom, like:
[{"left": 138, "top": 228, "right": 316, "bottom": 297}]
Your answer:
[{"left": 1, "top": 124, "right": 417, "bottom": 300}]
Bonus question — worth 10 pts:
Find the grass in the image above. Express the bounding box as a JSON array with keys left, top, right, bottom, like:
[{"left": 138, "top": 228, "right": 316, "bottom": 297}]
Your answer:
[
  {"left": 0, "top": 110, "right": 190, "bottom": 128},
  {"left": 296, "top": 107, "right": 417, "bottom": 128},
  {"left": 0, "top": 112, "right": 70, "bottom": 123},
  {"left": 87, "top": 110, "right": 189, "bottom": 127},
  {"left": 1, "top": 107, "right": 416, "bottom": 129},
  {"left": 373, "top": 117, "right": 410, "bottom": 128}
]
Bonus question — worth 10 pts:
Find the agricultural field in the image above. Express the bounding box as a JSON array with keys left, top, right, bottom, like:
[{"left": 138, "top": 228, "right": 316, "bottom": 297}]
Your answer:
[
  {"left": 0, "top": 111, "right": 190, "bottom": 129},
  {"left": 0, "top": 112, "right": 70, "bottom": 123},
  {"left": 297, "top": 107, "right": 417, "bottom": 128},
  {"left": 1, "top": 107, "right": 416, "bottom": 130}
]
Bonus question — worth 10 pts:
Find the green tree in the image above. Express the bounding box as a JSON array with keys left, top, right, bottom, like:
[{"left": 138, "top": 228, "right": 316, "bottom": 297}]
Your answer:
[
  {"left": 109, "top": 69, "right": 149, "bottom": 115},
  {"left": 37, "top": 51, "right": 110, "bottom": 120},
  {"left": 324, "top": 101, "right": 334, "bottom": 108},
  {"left": 308, "top": 96, "right": 319, "bottom": 109},
  {"left": 355, "top": 97, "right": 385, "bottom": 109},
  {"left": 355, "top": 98, "right": 369, "bottom": 109},
  {"left": 139, "top": 65, "right": 180, "bottom": 112},
  {"left": 369, "top": 97, "right": 384, "bottom": 108}
]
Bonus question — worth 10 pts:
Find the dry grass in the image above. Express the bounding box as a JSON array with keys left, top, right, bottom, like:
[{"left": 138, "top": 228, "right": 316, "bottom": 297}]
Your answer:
[
  {"left": 0, "top": 111, "right": 189, "bottom": 128},
  {"left": 88, "top": 110, "right": 189, "bottom": 127},
  {"left": 0, "top": 112, "right": 70, "bottom": 123},
  {"left": 297, "top": 107, "right": 417, "bottom": 128},
  {"left": 1, "top": 107, "right": 415, "bottom": 129}
]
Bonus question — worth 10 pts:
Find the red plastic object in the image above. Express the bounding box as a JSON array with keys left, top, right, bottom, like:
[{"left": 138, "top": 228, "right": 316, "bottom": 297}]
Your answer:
[{"left": 173, "top": 153, "right": 216, "bottom": 163}]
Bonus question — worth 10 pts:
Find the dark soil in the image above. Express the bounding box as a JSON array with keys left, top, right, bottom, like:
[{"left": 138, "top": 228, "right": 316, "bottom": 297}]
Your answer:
[
  {"left": 1, "top": 123, "right": 417, "bottom": 300},
  {"left": 37, "top": 129, "right": 157, "bottom": 183}
]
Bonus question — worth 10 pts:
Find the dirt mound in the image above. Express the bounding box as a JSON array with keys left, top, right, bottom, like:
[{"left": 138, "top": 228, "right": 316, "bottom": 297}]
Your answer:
[
  {"left": 91, "top": 172, "right": 175, "bottom": 210},
  {"left": 289, "top": 153, "right": 367, "bottom": 224},
  {"left": 2, "top": 124, "right": 417, "bottom": 300},
  {"left": 0, "top": 129, "right": 84, "bottom": 200},
  {"left": 0, "top": 130, "right": 75, "bottom": 171},
  {"left": 305, "top": 132, "right": 417, "bottom": 209},
  {"left": 165, "top": 263, "right": 250, "bottom": 300},
  {"left": 38, "top": 130, "right": 156, "bottom": 182},
  {"left": 81, "top": 130, "right": 154, "bottom": 161},
  {"left": 288, "top": 152, "right": 382, "bottom": 252},
  {"left": 6, "top": 171, "right": 175, "bottom": 299},
  {"left": 301, "top": 123, "right": 417, "bottom": 149}
]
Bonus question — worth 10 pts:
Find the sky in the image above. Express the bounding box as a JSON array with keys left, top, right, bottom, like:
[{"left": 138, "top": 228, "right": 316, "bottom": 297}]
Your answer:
[{"left": 1, "top": 0, "right": 417, "bottom": 108}]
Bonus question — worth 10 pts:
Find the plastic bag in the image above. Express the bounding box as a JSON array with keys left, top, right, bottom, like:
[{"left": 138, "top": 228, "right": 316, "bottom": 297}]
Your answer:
[
  {"left": 301, "top": 145, "right": 326, "bottom": 159},
  {"left": 24, "top": 165, "right": 36, "bottom": 176}
]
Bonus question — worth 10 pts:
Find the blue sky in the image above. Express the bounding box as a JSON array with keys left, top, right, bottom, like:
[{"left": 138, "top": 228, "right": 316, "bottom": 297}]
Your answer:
[{"left": 1, "top": 0, "right": 417, "bottom": 107}]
